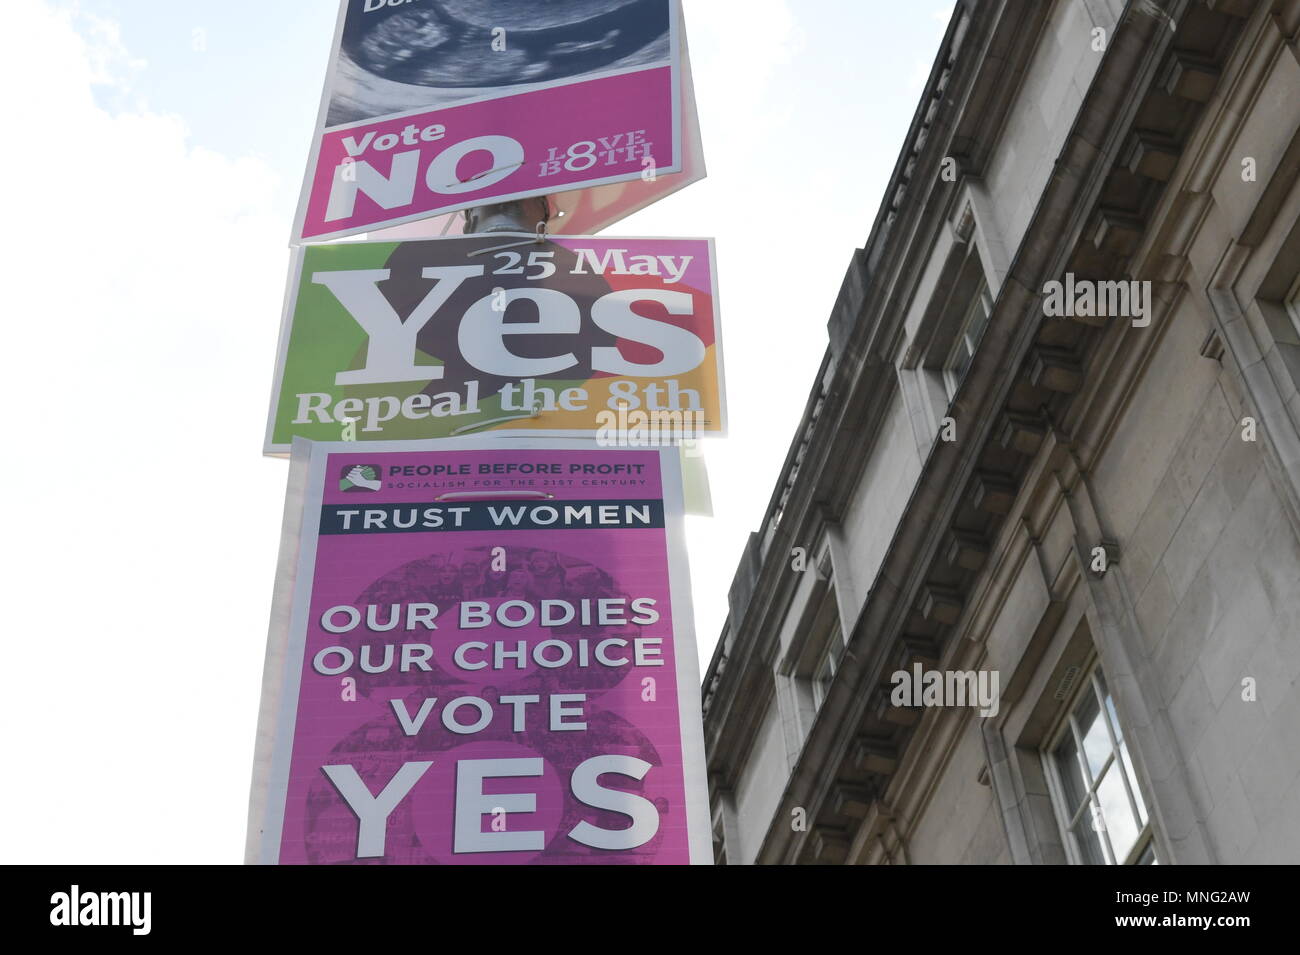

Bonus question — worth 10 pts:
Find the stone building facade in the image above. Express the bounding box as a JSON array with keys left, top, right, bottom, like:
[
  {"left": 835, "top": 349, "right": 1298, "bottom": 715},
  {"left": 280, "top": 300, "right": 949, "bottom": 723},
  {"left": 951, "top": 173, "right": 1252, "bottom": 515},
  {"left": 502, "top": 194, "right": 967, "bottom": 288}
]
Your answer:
[{"left": 702, "top": 0, "right": 1300, "bottom": 864}]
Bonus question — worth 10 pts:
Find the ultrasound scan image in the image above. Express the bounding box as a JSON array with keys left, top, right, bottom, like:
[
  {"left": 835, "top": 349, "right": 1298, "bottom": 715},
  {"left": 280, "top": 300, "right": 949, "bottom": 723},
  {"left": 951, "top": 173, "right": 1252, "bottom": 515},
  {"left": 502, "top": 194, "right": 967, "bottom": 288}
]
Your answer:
[{"left": 327, "top": 0, "right": 673, "bottom": 126}]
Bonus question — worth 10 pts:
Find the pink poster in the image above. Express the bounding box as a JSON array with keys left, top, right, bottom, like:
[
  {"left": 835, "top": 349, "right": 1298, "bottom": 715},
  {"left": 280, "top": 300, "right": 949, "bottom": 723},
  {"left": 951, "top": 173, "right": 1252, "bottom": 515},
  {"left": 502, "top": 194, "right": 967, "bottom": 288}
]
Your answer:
[
  {"left": 248, "top": 438, "right": 711, "bottom": 864},
  {"left": 294, "top": 1, "right": 692, "bottom": 243}
]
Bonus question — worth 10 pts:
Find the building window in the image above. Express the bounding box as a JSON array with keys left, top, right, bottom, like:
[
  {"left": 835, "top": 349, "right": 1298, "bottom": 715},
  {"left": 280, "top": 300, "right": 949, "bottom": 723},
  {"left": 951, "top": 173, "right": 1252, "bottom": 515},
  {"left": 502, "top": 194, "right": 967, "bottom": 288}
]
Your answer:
[
  {"left": 1045, "top": 666, "right": 1157, "bottom": 865},
  {"left": 943, "top": 281, "right": 993, "bottom": 398},
  {"left": 1286, "top": 272, "right": 1300, "bottom": 339},
  {"left": 811, "top": 620, "right": 844, "bottom": 711}
]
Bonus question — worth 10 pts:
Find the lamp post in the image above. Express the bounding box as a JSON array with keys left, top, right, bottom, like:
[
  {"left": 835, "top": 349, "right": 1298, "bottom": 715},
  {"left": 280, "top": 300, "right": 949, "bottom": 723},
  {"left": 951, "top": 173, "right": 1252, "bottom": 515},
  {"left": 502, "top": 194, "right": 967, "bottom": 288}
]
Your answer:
[{"left": 463, "top": 195, "right": 551, "bottom": 234}]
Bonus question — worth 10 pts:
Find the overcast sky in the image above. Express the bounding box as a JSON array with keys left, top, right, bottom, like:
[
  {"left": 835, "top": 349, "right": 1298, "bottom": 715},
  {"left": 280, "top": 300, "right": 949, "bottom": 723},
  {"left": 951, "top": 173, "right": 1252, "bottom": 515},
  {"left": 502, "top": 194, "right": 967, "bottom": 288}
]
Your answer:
[{"left": 0, "top": 0, "right": 953, "bottom": 863}]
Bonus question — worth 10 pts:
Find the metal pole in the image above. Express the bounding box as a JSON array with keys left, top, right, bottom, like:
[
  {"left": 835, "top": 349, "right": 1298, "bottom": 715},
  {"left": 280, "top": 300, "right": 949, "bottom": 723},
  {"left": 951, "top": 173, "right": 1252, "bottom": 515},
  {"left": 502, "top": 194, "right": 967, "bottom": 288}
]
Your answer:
[{"left": 463, "top": 195, "right": 551, "bottom": 235}]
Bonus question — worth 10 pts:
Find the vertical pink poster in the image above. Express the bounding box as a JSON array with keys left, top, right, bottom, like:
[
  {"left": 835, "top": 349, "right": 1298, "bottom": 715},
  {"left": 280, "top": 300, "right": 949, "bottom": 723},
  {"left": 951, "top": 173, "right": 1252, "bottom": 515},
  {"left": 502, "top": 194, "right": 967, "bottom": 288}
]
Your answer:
[{"left": 249, "top": 438, "right": 711, "bottom": 864}]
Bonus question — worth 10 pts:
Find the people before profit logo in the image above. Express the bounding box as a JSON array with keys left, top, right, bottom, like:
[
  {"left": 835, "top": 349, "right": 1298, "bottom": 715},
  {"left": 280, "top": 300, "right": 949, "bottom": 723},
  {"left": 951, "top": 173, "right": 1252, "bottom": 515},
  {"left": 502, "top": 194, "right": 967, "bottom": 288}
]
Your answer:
[
  {"left": 340, "top": 464, "right": 383, "bottom": 492},
  {"left": 49, "top": 885, "right": 151, "bottom": 936}
]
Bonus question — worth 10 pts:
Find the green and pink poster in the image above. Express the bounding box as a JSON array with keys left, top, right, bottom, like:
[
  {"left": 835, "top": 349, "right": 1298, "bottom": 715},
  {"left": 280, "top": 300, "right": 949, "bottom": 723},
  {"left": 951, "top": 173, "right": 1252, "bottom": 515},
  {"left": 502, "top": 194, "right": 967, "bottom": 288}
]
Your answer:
[{"left": 265, "top": 233, "right": 724, "bottom": 451}]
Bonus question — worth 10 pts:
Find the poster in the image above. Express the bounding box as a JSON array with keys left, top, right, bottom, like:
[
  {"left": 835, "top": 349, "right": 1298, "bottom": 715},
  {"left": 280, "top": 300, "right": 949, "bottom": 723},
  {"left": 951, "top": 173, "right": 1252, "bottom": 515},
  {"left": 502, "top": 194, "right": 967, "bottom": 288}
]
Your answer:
[
  {"left": 264, "top": 233, "right": 725, "bottom": 451},
  {"left": 294, "top": 0, "right": 700, "bottom": 243},
  {"left": 246, "top": 438, "right": 712, "bottom": 865}
]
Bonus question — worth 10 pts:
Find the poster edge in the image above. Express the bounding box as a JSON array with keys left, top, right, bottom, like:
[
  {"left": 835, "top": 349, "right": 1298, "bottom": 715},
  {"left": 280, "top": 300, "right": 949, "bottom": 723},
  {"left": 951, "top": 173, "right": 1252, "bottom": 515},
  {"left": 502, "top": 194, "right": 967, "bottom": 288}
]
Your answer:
[
  {"left": 657, "top": 444, "right": 714, "bottom": 864},
  {"left": 263, "top": 248, "right": 308, "bottom": 455},
  {"left": 256, "top": 437, "right": 329, "bottom": 863},
  {"left": 291, "top": 0, "right": 350, "bottom": 246},
  {"left": 244, "top": 438, "right": 312, "bottom": 863}
]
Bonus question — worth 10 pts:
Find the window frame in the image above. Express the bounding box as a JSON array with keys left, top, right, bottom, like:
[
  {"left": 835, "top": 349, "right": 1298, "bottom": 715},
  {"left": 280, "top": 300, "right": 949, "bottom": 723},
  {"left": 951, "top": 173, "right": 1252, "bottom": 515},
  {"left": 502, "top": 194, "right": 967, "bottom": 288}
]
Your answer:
[
  {"left": 1041, "top": 660, "right": 1158, "bottom": 866},
  {"left": 810, "top": 619, "right": 845, "bottom": 711},
  {"left": 1284, "top": 271, "right": 1300, "bottom": 340},
  {"left": 942, "top": 280, "right": 994, "bottom": 399}
]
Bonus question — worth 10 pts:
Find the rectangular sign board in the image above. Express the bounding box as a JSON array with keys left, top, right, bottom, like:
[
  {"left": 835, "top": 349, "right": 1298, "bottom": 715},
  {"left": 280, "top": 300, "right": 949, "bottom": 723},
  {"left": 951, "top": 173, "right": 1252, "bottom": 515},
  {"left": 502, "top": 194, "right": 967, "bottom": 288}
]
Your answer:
[
  {"left": 246, "top": 438, "right": 712, "bottom": 864},
  {"left": 295, "top": 0, "right": 693, "bottom": 242},
  {"left": 264, "top": 233, "right": 725, "bottom": 451}
]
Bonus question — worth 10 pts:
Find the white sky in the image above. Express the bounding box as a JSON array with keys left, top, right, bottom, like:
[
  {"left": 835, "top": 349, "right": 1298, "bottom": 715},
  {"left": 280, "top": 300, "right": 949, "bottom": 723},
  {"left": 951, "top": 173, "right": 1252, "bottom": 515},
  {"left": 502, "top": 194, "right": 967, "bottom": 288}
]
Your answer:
[{"left": 0, "top": 0, "right": 952, "bottom": 863}]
